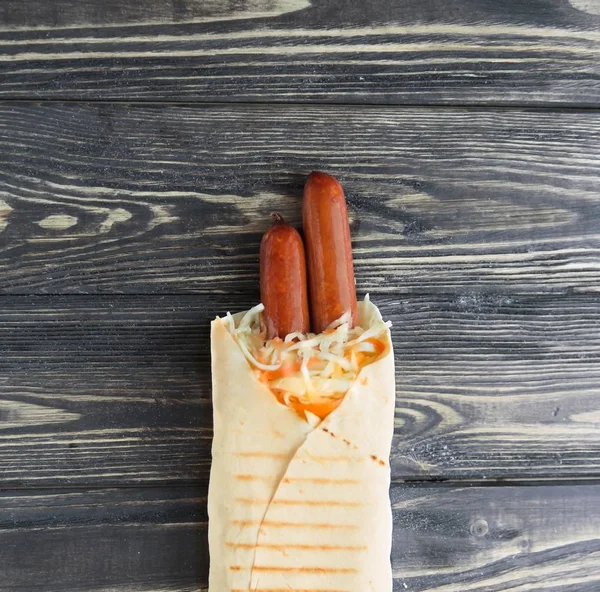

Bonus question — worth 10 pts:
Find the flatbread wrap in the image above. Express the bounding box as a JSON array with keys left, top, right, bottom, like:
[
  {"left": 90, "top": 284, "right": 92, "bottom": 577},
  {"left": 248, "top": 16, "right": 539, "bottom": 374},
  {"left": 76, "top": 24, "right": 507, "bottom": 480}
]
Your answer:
[{"left": 208, "top": 296, "right": 395, "bottom": 591}]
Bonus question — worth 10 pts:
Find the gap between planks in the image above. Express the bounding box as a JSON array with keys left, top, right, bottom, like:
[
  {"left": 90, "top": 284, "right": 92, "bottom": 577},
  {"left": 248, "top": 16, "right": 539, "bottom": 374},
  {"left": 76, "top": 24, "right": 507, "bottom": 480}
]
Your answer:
[
  {"left": 5, "top": 477, "right": 600, "bottom": 493},
  {"left": 2, "top": 99, "right": 600, "bottom": 111}
]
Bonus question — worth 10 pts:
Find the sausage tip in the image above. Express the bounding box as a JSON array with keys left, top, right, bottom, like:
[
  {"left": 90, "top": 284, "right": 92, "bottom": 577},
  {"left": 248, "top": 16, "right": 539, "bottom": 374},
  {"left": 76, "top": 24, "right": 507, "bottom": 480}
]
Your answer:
[{"left": 307, "top": 170, "right": 342, "bottom": 187}]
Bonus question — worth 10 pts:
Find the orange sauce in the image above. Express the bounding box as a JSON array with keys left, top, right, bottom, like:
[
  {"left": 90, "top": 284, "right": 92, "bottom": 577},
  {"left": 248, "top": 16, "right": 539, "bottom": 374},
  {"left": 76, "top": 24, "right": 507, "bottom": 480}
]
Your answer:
[{"left": 254, "top": 337, "right": 386, "bottom": 421}]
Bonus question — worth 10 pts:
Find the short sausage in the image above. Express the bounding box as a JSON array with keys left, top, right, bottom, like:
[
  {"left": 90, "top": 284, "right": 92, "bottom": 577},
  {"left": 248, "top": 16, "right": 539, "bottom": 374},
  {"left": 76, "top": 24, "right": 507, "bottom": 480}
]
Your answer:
[
  {"left": 260, "top": 213, "right": 310, "bottom": 339},
  {"left": 303, "top": 171, "right": 357, "bottom": 334}
]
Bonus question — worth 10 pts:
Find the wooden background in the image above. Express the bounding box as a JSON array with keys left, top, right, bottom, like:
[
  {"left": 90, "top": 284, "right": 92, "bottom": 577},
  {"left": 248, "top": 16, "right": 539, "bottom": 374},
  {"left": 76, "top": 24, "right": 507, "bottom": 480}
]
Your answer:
[{"left": 1, "top": 0, "right": 600, "bottom": 590}]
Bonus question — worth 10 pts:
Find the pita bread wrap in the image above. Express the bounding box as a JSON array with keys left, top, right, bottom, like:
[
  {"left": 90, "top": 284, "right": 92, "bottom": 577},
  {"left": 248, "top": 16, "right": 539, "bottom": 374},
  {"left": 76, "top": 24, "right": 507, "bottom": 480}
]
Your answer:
[{"left": 208, "top": 297, "right": 395, "bottom": 591}]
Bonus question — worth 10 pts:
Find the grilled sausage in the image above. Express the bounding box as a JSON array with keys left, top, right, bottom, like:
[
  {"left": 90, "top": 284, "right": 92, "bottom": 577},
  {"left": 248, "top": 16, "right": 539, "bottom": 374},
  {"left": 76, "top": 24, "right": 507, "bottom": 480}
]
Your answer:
[
  {"left": 303, "top": 172, "right": 357, "bottom": 334},
  {"left": 260, "top": 213, "right": 310, "bottom": 339}
]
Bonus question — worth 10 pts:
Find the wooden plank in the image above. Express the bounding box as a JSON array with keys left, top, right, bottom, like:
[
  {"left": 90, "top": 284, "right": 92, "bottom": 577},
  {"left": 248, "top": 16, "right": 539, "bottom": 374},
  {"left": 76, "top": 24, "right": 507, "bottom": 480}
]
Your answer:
[
  {"left": 2, "top": 293, "right": 600, "bottom": 486},
  {"left": 390, "top": 483, "right": 600, "bottom": 591},
  {"left": 1, "top": 0, "right": 600, "bottom": 104},
  {"left": 1, "top": 103, "right": 600, "bottom": 295},
  {"left": 2, "top": 483, "right": 600, "bottom": 591},
  {"left": 0, "top": 486, "right": 207, "bottom": 592}
]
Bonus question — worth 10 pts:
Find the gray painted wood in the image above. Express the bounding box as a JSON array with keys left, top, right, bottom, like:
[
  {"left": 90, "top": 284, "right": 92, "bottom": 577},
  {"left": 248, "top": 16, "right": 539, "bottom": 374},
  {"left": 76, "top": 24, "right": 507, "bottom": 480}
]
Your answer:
[
  {"left": 1, "top": 0, "right": 600, "bottom": 104},
  {"left": 2, "top": 2, "right": 599, "bottom": 588},
  {"left": 1, "top": 103, "right": 600, "bottom": 295},
  {"left": 2, "top": 294, "right": 599, "bottom": 486}
]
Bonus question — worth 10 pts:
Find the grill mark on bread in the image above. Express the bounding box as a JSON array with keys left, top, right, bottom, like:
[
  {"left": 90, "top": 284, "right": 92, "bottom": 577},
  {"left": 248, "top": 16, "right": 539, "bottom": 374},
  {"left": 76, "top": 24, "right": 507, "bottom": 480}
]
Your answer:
[
  {"left": 230, "top": 565, "right": 357, "bottom": 574},
  {"left": 281, "top": 476, "right": 360, "bottom": 485},
  {"left": 320, "top": 427, "right": 358, "bottom": 449},
  {"left": 272, "top": 499, "right": 362, "bottom": 507},
  {"left": 235, "top": 475, "right": 359, "bottom": 484},
  {"left": 307, "top": 454, "right": 362, "bottom": 462},
  {"left": 370, "top": 454, "right": 387, "bottom": 467},
  {"left": 237, "top": 566, "right": 358, "bottom": 574},
  {"left": 231, "top": 520, "right": 359, "bottom": 529},
  {"left": 235, "top": 473, "right": 273, "bottom": 481},
  {"left": 234, "top": 451, "right": 288, "bottom": 459},
  {"left": 227, "top": 542, "right": 367, "bottom": 551},
  {"left": 235, "top": 497, "right": 362, "bottom": 507},
  {"left": 232, "top": 589, "right": 350, "bottom": 592}
]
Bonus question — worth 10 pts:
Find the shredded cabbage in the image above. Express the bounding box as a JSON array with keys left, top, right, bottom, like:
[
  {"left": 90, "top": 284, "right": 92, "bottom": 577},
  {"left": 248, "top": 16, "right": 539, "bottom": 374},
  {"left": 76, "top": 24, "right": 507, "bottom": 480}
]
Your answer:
[{"left": 224, "top": 296, "right": 391, "bottom": 422}]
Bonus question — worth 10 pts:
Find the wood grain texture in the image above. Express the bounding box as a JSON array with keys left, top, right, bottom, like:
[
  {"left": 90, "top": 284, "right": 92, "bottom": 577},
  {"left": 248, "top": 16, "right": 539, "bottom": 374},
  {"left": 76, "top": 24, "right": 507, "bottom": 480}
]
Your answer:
[
  {"left": 2, "top": 293, "right": 600, "bottom": 486},
  {"left": 1, "top": 0, "right": 600, "bottom": 104},
  {"left": 0, "top": 486, "right": 207, "bottom": 592},
  {"left": 3, "top": 1, "right": 599, "bottom": 588},
  {"left": 3, "top": 483, "right": 600, "bottom": 591},
  {"left": 1, "top": 103, "right": 600, "bottom": 295},
  {"left": 391, "top": 483, "right": 600, "bottom": 592}
]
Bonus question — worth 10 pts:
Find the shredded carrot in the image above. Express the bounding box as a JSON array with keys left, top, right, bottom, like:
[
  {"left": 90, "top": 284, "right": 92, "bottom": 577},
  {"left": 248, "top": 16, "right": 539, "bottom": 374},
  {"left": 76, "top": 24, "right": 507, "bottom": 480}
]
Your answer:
[
  {"left": 367, "top": 338, "right": 385, "bottom": 355},
  {"left": 307, "top": 356, "right": 321, "bottom": 370},
  {"left": 232, "top": 302, "right": 390, "bottom": 422},
  {"left": 273, "top": 390, "right": 343, "bottom": 420},
  {"left": 255, "top": 370, "right": 269, "bottom": 384},
  {"left": 273, "top": 361, "right": 301, "bottom": 379},
  {"left": 302, "top": 397, "right": 343, "bottom": 420}
]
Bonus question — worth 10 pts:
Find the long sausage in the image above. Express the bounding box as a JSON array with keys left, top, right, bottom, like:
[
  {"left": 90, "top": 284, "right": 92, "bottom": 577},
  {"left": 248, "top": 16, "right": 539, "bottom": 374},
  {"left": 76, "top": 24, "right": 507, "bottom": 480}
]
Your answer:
[
  {"left": 303, "top": 171, "right": 357, "bottom": 334},
  {"left": 260, "top": 213, "right": 310, "bottom": 339}
]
